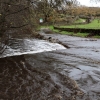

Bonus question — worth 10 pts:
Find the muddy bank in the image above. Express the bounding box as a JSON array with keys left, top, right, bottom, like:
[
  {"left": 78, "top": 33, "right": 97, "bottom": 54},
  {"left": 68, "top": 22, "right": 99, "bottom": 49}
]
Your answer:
[{"left": 0, "top": 55, "right": 83, "bottom": 100}]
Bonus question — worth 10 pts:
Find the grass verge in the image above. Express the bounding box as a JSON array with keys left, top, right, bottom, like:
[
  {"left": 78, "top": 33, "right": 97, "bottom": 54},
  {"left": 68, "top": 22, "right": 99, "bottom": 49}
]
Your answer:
[
  {"left": 40, "top": 25, "right": 89, "bottom": 38},
  {"left": 60, "top": 19, "right": 100, "bottom": 29},
  {"left": 40, "top": 25, "right": 100, "bottom": 38}
]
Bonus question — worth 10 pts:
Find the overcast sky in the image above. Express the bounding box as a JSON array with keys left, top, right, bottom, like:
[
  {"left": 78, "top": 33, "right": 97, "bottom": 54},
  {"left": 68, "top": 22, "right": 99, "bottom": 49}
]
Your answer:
[{"left": 77, "top": 0, "right": 100, "bottom": 7}]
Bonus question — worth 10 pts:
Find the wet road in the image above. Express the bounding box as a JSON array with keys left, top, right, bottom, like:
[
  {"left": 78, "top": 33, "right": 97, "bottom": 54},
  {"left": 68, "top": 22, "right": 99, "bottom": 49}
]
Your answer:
[{"left": 0, "top": 30, "right": 100, "bottom": 100}]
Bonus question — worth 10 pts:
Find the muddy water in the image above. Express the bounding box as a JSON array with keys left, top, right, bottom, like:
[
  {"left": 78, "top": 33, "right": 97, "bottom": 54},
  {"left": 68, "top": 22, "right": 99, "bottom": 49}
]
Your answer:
[
  {"left": 39, "top": 30, "right": 100, "bottom": 99},
  {"left": 1, "top": 30, "right": 100, "bottom": 100}
]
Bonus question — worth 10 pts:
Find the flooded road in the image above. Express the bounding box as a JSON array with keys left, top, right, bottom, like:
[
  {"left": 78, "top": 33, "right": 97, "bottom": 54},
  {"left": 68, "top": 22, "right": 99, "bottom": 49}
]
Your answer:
[
  {"left": 0, "top": 39, "right": 65, "bottom": 58},
  {"left": 39, "top": 29, "right": 100, "bottom": 99},
  {"left": 0, "top": 30, "right": 100, "bottom": 100}
]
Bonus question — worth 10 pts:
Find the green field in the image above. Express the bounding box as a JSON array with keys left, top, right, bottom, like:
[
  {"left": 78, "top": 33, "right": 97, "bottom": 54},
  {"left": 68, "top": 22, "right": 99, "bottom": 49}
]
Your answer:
[
  {"left": 40, "top": 19, "right": 100, "bottom": 38},
  {"left": 60, "top": 19, "right": 100, "bottom": 29},
  {"left": 74, "top": 18, "right": 85, "bottom": 23},
  {"left": 40, "top": 25, "right": 90, "bottom": 38}
]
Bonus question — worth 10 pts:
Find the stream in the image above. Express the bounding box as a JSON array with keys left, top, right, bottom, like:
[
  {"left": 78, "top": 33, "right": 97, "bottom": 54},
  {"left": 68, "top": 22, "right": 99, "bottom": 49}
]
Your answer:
[{"left": 0, "top": 29, "right": 100, "bottom": 100}]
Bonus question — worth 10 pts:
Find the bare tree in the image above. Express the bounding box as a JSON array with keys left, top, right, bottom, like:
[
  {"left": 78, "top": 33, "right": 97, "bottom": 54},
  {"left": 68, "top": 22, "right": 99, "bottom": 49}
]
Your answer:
[
  {"left": 0, "top": 0, "right": 38, "bottom": 53},
  {"left": 1, "top": 0, "right": 95, "bottom": 53},
  {"left": 36, "top": 0, "right": 78, "bottom": 22}
]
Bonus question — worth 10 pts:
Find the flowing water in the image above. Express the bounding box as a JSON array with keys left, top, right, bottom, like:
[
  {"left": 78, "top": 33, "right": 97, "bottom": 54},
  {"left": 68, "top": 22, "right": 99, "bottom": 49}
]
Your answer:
[{"left": 0, "top": 30, "right": 100, "bottom": 100}]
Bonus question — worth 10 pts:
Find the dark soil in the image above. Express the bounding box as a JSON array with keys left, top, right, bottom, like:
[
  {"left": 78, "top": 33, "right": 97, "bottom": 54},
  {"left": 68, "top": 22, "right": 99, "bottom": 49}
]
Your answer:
[{"left": 0, "top": 55, "right": 83, "bottom": 100}]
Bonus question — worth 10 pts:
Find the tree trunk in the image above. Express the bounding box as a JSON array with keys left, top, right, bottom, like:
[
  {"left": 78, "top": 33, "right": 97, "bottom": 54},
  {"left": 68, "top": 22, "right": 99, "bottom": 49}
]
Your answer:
[{"left": 44, "top": 15, "right": 48, "bottom": 22}]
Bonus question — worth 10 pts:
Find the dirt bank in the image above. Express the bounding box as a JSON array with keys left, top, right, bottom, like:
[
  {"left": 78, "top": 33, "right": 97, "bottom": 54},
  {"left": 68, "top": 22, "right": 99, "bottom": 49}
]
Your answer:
[{"left": 0, "top": 55, "right": 83, "bottom": 100}]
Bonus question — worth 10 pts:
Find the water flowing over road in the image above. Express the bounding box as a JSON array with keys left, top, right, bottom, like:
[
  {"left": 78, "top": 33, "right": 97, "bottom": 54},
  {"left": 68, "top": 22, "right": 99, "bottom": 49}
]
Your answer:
[
  {"left": 0, "top": 30, "right": 100, "bottom": 100},
  {"left": 39, "top": 29, "right": 100, "bottom": 99},
  {"left": 0, "top": 38, "right": 65, "bottom": 58}
]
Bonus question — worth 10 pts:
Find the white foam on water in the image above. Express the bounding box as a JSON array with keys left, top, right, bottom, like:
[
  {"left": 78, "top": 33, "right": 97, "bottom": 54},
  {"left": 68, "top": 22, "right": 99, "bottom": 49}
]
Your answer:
[{"left": 0, "top": 39, "right": 66, "bottom": 58}]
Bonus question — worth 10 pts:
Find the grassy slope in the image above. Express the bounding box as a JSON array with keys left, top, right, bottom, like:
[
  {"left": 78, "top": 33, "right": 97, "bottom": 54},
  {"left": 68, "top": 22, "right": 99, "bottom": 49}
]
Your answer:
[
  {"left": 74, "top": 18, "right": 85, "bottom": 23},
  {"left": 60, "top": 19, "right": 100, "bottom": 29}
]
